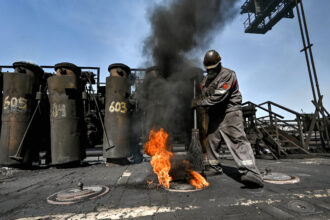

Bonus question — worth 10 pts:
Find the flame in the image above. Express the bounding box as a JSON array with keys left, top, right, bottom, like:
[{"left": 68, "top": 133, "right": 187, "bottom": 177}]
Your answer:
[
  {"left": 189, "top": 170, "right": 210, "bottom": 189},
  {"left": 182, "top": 160, "right": 209, "bottom": 189},
  {"left": 145, "top": 128, "right": 173, "bottom": 188},
  {"left": 145, "top": 129, "right": 209, "bottom": 189}
]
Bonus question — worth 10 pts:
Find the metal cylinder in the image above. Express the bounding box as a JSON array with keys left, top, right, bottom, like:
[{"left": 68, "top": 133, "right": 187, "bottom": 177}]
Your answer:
[
  {"left": 48, "top": 74, "right": 85, "bottom": 165},
  {"left": 0, "top": 62, "right": 43, "bottom": 166},
  {"left": 103, "top": 63, "right": 133, "bottom": 161}
]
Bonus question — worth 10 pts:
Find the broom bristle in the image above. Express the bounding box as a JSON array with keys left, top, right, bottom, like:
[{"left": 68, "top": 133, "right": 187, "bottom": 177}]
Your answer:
[{"left": 188, "top": 129, "right": 204, "bottom": 171}]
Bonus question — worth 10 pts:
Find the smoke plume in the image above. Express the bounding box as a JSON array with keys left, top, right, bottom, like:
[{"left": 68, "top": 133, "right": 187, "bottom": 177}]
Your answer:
[{"left": 137, "top": 0, "right": 239, "bottom": 143}]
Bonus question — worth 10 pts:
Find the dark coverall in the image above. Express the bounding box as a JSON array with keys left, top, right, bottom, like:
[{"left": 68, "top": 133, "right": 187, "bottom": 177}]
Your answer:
[{"left": 200, "top": 67, "right": 260, "bottom": 175}]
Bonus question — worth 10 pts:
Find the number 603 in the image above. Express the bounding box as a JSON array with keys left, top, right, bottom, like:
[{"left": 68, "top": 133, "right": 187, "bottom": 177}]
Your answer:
[{"left": 109, "top": 101, "right": 127, "bottom": 114}]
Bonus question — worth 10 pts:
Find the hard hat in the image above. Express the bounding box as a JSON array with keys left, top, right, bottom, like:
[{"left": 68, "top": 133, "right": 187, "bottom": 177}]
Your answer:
[{"left": 203, "top": 50, "right": 221, "bottom": 70}]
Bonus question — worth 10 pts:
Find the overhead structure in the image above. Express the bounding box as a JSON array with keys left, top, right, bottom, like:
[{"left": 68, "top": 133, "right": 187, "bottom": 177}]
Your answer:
[
  {"left": 241, "top": 0, "right": 330, "bottom": 149},
  {"left": 240, "top": 0, "right": 298, "bottom": 34}
]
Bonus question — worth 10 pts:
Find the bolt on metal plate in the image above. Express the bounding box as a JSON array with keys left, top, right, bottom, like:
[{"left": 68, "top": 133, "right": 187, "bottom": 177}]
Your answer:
[
  {"left": 47, "top": 185, "right": 110, "bottom": 205},
  {"left": 287, "top": 200, "right": 316, "bottom": 214}
]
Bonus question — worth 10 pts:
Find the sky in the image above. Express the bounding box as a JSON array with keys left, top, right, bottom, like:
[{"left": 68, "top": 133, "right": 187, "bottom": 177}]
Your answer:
[{"left": 0, "top": 0, "right": 329, "bottom": 119}]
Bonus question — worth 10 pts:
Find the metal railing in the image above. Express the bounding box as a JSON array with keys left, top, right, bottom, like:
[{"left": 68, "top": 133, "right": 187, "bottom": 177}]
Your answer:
[{"left": 243, "top": 101, "right": 307, "bottom": 150}]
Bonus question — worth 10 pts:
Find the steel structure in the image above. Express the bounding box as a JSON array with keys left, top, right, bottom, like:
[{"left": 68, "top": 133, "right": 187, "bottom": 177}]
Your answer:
[
  {"left": 240, "top": 0, "right": 297, "bottom": 34},
  {"left": 293, "top": 0, "right": 330, "bottom": 149},
  {"left": 241, "top": 0, "right": 330, "bottom": 150}
]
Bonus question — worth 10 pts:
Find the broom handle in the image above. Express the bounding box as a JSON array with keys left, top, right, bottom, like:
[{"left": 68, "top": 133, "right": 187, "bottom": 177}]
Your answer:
[{"left": 193, "top": 80, "right": 197, "bottom": 129}]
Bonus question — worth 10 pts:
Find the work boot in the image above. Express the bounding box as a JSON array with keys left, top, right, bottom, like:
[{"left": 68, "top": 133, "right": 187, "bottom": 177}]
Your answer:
[
  {"left": 209, "top": 164, "right": 223, "bottom": 175},
  {"left": 241, "top": 171, "right": 264, "bottom": 188}
]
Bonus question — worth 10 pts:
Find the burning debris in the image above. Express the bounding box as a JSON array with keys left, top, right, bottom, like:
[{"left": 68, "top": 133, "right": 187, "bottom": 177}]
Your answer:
[{"left": 144, "top": 128, "right": 209, "bottom": 189}]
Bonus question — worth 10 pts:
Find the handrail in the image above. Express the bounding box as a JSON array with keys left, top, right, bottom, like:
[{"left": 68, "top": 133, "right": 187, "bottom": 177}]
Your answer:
[
  {"left": 258, "top": 117, "right": 298, "bottom": 131},
  {"left": 257, "top": 115, "right": 269, "bottom": 120},
  {"left": 276, "top": 119, "right": 299, "bottom": 131},
  {"left": 243, "top": 101, "right": 284, "bottom": 119},
  {"left": 258, "top": 101, "right": 303, "bottom": 117},
  {"left": 258, "top": 114, "right": 299, "bottom": 130}
]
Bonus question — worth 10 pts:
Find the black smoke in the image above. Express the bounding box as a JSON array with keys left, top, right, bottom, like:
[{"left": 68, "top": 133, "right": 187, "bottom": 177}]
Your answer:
[{"left": 136, "top": 0, "right": 239, "bottom": 144}]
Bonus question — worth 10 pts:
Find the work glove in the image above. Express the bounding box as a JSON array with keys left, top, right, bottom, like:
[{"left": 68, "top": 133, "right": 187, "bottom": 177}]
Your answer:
[{"left": 191, "top": 98, "right": 202, "bottom": 109}]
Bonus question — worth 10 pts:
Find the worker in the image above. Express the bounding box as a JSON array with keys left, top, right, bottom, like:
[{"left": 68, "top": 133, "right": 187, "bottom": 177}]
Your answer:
[{"left": 192, "top": 49, "right": 263, "bottom": 188}]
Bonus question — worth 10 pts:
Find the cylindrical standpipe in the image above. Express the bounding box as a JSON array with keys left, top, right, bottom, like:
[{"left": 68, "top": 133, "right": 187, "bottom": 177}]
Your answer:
[
  {"left": 0, "top": 62, "right": 43, "bottom": 166},
  {"left": 48, "top": 74, "right": 85, "bottom": 165},
  {"left": 103, "top": 63, "right": 133, "bottom": 163}
]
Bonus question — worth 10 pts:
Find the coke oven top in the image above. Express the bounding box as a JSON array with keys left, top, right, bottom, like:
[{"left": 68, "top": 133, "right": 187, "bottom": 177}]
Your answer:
[
  {"left": 54, "top": 62, "right": 81, "bottom": 77},
  {"left": 12, "top": 61, "right": 44, "bottom": 77},
  {"left": 108, "top": 63, "right": 131, "bottom": 77}
]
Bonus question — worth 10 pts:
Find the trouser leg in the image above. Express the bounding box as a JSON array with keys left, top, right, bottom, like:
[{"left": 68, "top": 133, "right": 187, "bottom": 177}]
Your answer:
[
  {"left": 205, "top": 128, "right": 222, "bottom": 166},
  {"left": 220, "top": 110, "right": 260, "bottom": 175}
]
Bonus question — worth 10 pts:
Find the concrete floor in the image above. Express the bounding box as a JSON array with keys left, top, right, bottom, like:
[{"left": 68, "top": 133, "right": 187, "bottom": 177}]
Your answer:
[{"left": 1, "top": 156, "right": 330, "bottom": 219}]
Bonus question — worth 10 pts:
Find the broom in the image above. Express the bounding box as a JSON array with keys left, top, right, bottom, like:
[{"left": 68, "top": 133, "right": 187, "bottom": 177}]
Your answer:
[{"left": 187, "top": 80, "right": 204, "bottom": 171}]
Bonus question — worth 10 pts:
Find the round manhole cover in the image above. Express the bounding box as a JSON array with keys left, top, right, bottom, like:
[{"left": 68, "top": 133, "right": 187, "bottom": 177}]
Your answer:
[
  {"left": 288, "top": 200, "right": 315, "bottom": 213},
  {"left": 47, "top": 185, "right": 110, "bottom": 205},
  {"left": 163, "top": 181, "right": 205, "bottom": 192},
  {"left": 262, "top": 172, "right": 300, "bottom": 184}
]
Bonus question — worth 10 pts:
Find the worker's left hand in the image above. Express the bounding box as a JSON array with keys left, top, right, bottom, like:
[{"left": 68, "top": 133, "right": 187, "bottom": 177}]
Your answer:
[{"left": 191, "top": 98, "right": 202, "bottom": 109}]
